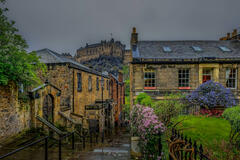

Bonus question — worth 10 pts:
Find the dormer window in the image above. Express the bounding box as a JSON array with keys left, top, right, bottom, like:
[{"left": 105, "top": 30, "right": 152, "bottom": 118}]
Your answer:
[
  {"left": 192, "top": 46, "right": 202, "bottom": 52},
  {"left": 219, "top": 46, "right": 231, "bottom": 52},
  {"left": 163, "top": 46, "right": 172, "bottom": 52}
]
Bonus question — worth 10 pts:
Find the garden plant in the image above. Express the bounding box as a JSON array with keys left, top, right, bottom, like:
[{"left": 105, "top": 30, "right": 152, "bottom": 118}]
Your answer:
[{"left": 130, "top": 104, "right": 165, "bottom": 159}]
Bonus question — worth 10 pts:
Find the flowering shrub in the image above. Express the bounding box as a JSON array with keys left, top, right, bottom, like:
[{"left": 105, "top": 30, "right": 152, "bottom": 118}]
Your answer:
[
  {"left": 197, "top": 108, "right": 224, "bottom": 117},
  {"left": 186, "top": 80, "right": 236, "bottom": 109},
  {"left": 130, "top": 104, "right": 165, "bottom": 159}
]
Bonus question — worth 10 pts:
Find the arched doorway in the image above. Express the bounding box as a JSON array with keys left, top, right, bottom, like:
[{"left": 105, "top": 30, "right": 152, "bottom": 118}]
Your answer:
[{"left": 43, "top": 94, "right": 54, "bottom": 123}]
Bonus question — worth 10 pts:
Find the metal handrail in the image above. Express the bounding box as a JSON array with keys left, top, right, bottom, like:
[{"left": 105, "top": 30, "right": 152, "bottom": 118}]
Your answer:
[
  {"left": 0, "top": 136, "right": 49, "bottom": 160},
  {"left": 36, "top": 116, "right": 66, "bottom": 136}
]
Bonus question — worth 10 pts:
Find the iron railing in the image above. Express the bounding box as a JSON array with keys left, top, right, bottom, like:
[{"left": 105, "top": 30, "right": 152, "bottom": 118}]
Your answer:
[
  {"left": 168, "top": 128, "right": 210, "bottom": 160},
  {"left": 0, "top": 136, "right": 49, "bottom": 160}
]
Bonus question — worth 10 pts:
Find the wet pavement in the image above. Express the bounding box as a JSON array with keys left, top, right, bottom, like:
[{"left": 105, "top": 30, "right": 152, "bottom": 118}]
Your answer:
[
  {"left": 68, "top": 128, "right": 131, "bottom": 160},
  {"left": 0, "top": 127, "right": 131, "bottom": 160}
]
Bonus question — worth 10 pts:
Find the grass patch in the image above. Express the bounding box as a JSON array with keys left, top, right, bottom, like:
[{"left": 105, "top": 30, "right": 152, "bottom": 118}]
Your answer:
[
  {"left": 172, "top": 115, "right": 240, "bottom": 159},
  {"left": 174, "top": 115, "right": 230, "bottom": 147}
]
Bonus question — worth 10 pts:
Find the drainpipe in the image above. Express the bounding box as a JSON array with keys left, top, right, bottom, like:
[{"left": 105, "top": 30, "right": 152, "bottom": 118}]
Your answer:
[{"left": 72, "top": 68, "right": 75, "bottom": 113}]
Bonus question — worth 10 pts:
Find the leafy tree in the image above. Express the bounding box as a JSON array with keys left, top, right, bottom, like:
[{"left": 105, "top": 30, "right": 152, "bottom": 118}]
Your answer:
[
  {"left": 0, "top": 0, "right": 45, "bottom": 86},
  {"left": 186, "top": 80, "right": 236, "bottom": 108}
]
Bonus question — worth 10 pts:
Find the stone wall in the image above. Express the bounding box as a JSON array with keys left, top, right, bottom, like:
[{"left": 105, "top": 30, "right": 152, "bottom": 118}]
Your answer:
[
  {"left": 41, "top": 64, "right": 73, "bottom": 111},
  {"left": 0, "top": 83, "right": 31, "bottom": 141}
]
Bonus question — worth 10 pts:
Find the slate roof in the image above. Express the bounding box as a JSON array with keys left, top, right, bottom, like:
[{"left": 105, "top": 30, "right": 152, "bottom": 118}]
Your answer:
[
  {"left": 132, "top": 40, "right": 240, "bottom": 62},
  {"left": 36, "top": 48, "right": 109, "bottom": 78}
]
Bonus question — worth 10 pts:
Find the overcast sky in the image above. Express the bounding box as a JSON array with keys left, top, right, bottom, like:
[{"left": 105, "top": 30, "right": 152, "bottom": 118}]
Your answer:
[{"left": 5, "top": 0, "right": 240, "bottom": 55}]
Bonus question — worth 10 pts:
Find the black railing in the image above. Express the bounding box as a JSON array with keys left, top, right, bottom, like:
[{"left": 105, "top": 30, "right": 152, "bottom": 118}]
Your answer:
[
  {"left": 0, "top": 136, "right": 49, "bottom": 160},
  {"left": 168, "top": 128, "right": 210, "bottom": 160}
]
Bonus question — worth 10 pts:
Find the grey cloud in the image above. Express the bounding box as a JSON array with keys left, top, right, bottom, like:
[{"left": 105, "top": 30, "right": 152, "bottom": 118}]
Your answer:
[{"left": 5, "top": 0, "right": 240, "bottom": 54}]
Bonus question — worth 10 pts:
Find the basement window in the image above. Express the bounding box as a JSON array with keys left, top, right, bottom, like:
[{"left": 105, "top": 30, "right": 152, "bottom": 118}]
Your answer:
[
  {"left": 163, "top": 46, "right": 172, "bottom": 52},
  {"left": 192, "top": 46, "right": 202, "bottom": 52},
  {"left": 219, "top": 46, "right": 231, "bottom": 52}
]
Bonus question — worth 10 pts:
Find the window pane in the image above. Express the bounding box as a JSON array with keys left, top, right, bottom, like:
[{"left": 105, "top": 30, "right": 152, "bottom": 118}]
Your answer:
[
  {"left": 144, "top": 70, "right": 156, "bottom": 87},
  {"left": 178, "top": 69, "right": 190, "bottom": 87}
]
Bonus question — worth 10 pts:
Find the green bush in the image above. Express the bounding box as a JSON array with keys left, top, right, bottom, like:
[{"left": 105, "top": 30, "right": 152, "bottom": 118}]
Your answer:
[
  {"left": 135, "top": 92, "right": 153, "bottom": 106},
  {"left": 223, "top": 106, "right": 240, "bottom": 148},
  {"left": 152, "top": 94, "right": 185, "bottom": 127}
]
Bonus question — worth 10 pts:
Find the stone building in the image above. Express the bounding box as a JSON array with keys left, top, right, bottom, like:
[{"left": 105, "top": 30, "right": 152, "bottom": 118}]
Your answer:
[
  {"left": 220, "top": 28, "right": 240, "bottom": 41},
  {"left": 0, "top": 47, "right": 126, "bottom": 141},
  {"left": 110, "top": 72, "right": 125, "bottom": 126},
  {"left": 75, "top": 39, "right": 126, "bottom": 63},
  {"left": 123, "top": 49, "right": 132, "bottom": 65},
  {"left": 129, "top": 28, "right": 240, "bottom": 107},
  {"left": 36, "top": 48, "right": 114, "bottom": 131}
]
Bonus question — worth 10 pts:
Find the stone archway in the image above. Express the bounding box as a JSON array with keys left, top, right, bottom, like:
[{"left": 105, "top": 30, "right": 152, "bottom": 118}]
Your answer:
[{"left": 43, "top": 94, "right": 54, "bottom": 123}]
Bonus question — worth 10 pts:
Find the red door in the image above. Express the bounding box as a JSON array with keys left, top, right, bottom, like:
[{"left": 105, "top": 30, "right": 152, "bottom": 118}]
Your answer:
[{"left": 203, "top": 75, "right": 211, "bottom": 83}]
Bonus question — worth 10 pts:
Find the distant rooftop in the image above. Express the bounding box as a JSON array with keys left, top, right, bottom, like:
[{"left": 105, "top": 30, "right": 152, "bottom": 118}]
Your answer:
[{"left": 36, "top": 48, "right": 109, "bottom": 77}]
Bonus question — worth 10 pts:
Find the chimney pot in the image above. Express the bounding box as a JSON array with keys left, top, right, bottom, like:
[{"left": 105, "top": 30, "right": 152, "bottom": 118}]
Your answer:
[{"left": 131, "top": 27, "right": 138, "bottom": 48}]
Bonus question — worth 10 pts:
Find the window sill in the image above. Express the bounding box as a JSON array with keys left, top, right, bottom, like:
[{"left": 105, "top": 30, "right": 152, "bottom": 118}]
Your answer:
[
  {"left": 144, "top": 87, "right": 157, "bottom": 90},
  {"left": 178, "top": 87, "right": 191, "bottom": 90},
  {"left": 226, "top": 87, "right": 237, "bottom": 90}
]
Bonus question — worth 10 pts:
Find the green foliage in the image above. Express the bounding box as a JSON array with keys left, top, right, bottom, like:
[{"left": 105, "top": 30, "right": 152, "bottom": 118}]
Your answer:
[
  {"left": 135, "top": 92, "right": 153, "bottom": 106},
  {"left": 123, "top": 65, "right": 130, "bottom": 97},
  {"left": 0, "top": 1, "right": 46, "bottom": 86},
  {"left": 152, "top": 94, "right": 185, "bottom": 127},
  {"left": 223, "top": 106, "right": 240, "bottom": 148},
  {"left": 123, "top": 96, "right": 130, "bottom": 119},
  {"left": 122, "top": 65, "right": 129, "bottom": 80}
]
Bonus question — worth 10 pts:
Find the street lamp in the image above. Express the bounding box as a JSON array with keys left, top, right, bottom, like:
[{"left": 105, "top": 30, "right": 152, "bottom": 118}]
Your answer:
[{"left": 100, "top": 76, "right": 104, "bottom": 159}]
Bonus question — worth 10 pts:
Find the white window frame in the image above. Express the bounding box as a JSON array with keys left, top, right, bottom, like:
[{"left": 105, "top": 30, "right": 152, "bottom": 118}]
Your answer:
[{"left": 226, "top": 68, "right": 237, "bottom": 89}]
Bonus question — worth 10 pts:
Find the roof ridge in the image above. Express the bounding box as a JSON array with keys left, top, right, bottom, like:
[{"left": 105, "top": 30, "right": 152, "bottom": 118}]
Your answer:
[{"left": 139, "top": 40, "right": 222, "bottom": 42}]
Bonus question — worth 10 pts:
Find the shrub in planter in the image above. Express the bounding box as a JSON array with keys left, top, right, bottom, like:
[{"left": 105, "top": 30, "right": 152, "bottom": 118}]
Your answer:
[
  {"left": 186, "top": 80, "right": 236, "bottom": 109},
  {"left": 130, "top": 104, "right": 165, "bottom": 159}
]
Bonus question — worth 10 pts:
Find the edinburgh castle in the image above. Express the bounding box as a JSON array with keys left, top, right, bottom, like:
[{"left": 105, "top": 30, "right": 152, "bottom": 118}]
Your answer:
[{"left": 75, "top": 38, "right": 131, "bottom": 65}]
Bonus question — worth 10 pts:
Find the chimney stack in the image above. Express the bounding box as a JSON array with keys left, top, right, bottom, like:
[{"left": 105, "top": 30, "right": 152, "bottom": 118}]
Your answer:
[
  {"left": 227, "top": 33, "right": 231, "bottom": 40},
  {"left": 131, "top": 27, "right": 138, "bottom": 48}
]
